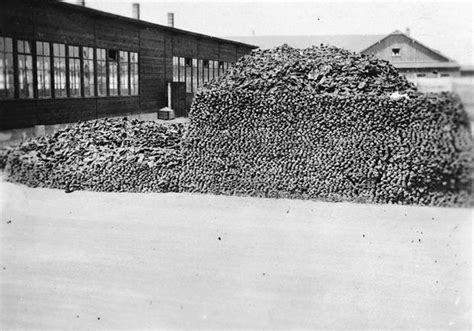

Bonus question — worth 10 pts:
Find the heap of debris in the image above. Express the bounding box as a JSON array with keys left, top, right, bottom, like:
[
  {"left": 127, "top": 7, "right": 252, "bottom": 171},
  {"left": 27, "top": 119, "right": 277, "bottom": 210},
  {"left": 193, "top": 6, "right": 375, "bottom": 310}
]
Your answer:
[
  {"left": 179, "top": 45, "right": 472, "bottom": 206},
  {"left": 4, "top": 118, "right": 186, "bottom": 193},
  {"left": 2, "top": 45, "right": 472, "bottom": 206}
]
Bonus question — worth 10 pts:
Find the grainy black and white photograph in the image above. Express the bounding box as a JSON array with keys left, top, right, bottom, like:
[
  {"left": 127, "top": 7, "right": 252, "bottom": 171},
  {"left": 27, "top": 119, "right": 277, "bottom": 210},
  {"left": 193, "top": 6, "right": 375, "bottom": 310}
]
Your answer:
[{"left": 0, "top": 0, "right": 472, "bottom": 329}]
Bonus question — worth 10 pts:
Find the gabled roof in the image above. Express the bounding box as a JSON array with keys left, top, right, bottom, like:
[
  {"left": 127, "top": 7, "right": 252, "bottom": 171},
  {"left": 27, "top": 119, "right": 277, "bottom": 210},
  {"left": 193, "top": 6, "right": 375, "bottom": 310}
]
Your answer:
[
  {"left": 226, "top": 35, "right": 384, "bottom": 52},
  {"left": 360, "top": 30, "right": 455, "bottom": 63}
]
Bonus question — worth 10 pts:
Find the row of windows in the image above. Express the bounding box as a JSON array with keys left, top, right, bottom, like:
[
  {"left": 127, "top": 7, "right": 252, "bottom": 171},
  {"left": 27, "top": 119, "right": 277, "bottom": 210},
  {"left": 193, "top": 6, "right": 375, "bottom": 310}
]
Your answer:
[
  {"left": 0, "top": 36, "right": 139, "bottom": 100},
  {"left": 172, "top": 56, "right": 232, "bottom": 93}
]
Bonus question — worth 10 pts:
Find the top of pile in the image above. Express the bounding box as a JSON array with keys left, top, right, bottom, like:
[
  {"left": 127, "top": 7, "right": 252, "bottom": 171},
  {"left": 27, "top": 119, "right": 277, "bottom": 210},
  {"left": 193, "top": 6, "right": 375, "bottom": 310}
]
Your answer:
[{"left": 205, "top": 44, "right": 417, "bottom": 96}]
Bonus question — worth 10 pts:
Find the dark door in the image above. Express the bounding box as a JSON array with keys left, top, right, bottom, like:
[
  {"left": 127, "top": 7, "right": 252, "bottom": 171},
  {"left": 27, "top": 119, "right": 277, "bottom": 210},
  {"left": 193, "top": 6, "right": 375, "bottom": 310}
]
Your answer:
[{"left": 171, "top": 82, "right": 187, "bottom": 117}]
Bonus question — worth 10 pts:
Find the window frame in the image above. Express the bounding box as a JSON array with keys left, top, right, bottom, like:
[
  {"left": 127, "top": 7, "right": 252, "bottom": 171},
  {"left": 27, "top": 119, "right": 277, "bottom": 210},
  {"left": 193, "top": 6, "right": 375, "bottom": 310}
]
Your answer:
[
  {"left": 17, "top": 39, "right": 34, "bottom": 99},
  {"left": 96, "top": 48, "right": 107, "bottom": 97},
  {"left": 53, "top": 42, "right": 67, "bottom": 98},
  {"left": 0, "top": 36, "right": 15, "bottom": 99},
  {"left": 36, "top": 41, "right": 52, "bottom": 99},
  {"left": 82, "top": 46, "right": 95, "bottom": 97},
  {"left": 68, "top": 45, "right": 81, "bottom": 97},
  {"left": 130, "top": 51, "right": 139, "bottom": 95},
  {"left": 107, "top": 49, "right": 119, "bottom": 96}
]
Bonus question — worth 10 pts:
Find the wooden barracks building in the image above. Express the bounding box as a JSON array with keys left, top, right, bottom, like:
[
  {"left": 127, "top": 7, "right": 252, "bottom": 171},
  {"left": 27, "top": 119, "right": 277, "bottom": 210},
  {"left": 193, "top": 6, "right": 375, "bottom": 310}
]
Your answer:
[
  {"left": 0, "top": 0, "right": 256, "bottom": 130},
  {"left": 360, "top": 29, "right": 460, "bottom": 79}
]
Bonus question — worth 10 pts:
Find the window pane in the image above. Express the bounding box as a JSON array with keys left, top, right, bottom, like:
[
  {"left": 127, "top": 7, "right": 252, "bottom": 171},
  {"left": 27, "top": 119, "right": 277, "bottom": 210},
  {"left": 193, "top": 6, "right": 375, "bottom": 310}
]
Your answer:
[
  {"left": 5, "top": 38, "right": 12, "bottom": 52},
  {"left": 97, "top": 48, "right": 107, "bottom": 96},
  {"left": 119, "top": 51, "right": 129, "bottom": 95},
  {"left": 36, "top": 41, "right": 42, "bottom": 55},
  {"left": 198, "top": 59, "right": 203, "bottom": 88},
  {"left": 192, "top": 58, "right": 198, "bottom": 92},
  {"left": 0, "top": 37, "right": 15, "bottom": 99},
  {"left": 108, "top": 49, "right": 118, "bottom": 96},
  {"left": 83, "top": 46, "right": 95, "bottom": 97},
  {"left": 68, "top": 46, "right": 81, "bottom": 97},
  {"left": 185, "top": 58, "right": 192, "bottom": 93},
  {"left": 209, "top": 60, "right": 214, "bottom": 80},
  {"left": 18, "top": 40, "right": 34, "bottom": 98},
  {"left": 172, "top": 56, "right": 178, "bottom": 82},
  {"left": 37, "top": 41, "right": 51, "bottom": 98},
  {"left": 203, "top": 60, "right": 209, "bottom": 83},
  {"left": 130, "top": 52, "right": 138, "bottom": 95},
  {"left": 179, "top": 57, "right": 185, "bottom": 83},
  {"left": 53, "top": 43, "right": 66, "bottom": 98},
  {"left": 212, "top": 61, "right": 218, "bottom": 79}
]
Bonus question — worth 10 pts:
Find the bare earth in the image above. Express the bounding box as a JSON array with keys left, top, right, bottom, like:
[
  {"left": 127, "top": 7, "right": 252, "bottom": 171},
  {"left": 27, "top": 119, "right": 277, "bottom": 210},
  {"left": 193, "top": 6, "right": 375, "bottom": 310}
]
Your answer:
[{"left": 0, "top": 180, "right": 471, "bottom": 329}]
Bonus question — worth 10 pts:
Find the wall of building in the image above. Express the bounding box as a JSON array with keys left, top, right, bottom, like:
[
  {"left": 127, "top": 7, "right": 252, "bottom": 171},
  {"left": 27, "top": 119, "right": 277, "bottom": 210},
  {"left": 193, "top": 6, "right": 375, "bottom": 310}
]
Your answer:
[
  {"left": 400, "top": 68, "right": 461, "bottom": 79},
  {"left": 363, "top": 34, "right": 448, "bottom": 63},
  {"left": 0, "top": 0, "right": 255, "bottom": 130}
]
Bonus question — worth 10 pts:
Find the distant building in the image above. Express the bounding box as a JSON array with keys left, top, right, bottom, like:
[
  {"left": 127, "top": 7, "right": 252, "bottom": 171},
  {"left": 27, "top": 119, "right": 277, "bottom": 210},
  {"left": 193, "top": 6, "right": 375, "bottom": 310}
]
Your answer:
[
  {"left": 460, "top": 65, "right": 474, "bottom": 77},
  {"left": 229, "top": 29, "right": 462, "bottom": 79},
  {"left": 360, "top": 29, "right": 460, "bottom": 79},
  {"left": 228, "top": 34, "right": 384, "bottom": 54}
]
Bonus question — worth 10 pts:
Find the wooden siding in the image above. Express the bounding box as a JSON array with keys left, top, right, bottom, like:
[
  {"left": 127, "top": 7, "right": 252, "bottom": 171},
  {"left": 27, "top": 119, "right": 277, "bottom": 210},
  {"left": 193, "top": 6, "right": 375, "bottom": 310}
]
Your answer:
[
  {"left": 0, "top": 0, "right": 255, "bottom": 130},
  {"left": 34, "top": 5, "right": 95, "bottom": 46},
  {"left": 198, "top": 38, "right": 220, "bottom": 60},
  {"left": 363, "top": 34, "right": 449, "bottom": 63}
]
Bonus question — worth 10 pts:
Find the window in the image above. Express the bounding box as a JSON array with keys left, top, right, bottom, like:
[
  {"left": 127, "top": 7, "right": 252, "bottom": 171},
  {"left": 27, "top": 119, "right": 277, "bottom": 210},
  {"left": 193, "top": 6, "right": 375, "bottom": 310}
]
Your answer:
[
  {"left": 36, "top": 41, "right": 51, "bottom": 98},
  {"left": 18, "top": 40, "right": 34, "bottom": 98},
  {"left": 209, "top": 61, "right": 219, "bottom": 79},
  {"left": 441, "top": 73, "right": 450, "bottom": 77},
  {"left": 203, "top": 60, "right": 209, "bottom": 83},
  {"left": 83, "top": 47, "right": 94, "bottom": 97},
  {"left": 391, "top": 48, "right": 400, "bottom": 57},
  {"left": 416, "top": 73, "right": 426, "bottom": 77},
  {"left": 172, "top": 56, "right": 179, "bottom": 82},
  {"left": 179, "top": 57, "right": 185, "bottom": 83},
  {"left": 53, "top": 43, "right": 66, "bottom": 98},
  {"left": 68, "top": 45, "right": 81, "bottom": 97},
  {"left": 119, "top": 51, "right": 129, "bottom": 95},
  {"left": 192, "top": 58, "right": 198, "bottom": 92},
  {"left": 0, "top": 36, "right": 14, "bottom": 99},
  {"left": 96, "top": 48, "right": 107, "bottom": 96},
  {"left": 130, "top": 52, "right": 138, "bottom": 95},
  {"left": 219, "top": 61, "right": 225, "bottom": 75},
  {"left": 209, "top": 60, "right": 214, "bottom": 80},
  {"left": 185, "top": 58, "right": 192, "bottom": 93},
  {"left": 108, "top": 49, "right": 118, "bottom": 96},
  {"left": 213, "top": 60, "right": 219, "bottom": 78},
  {"left": 198, "top": 59, "right": 204, "bottom": 88}
]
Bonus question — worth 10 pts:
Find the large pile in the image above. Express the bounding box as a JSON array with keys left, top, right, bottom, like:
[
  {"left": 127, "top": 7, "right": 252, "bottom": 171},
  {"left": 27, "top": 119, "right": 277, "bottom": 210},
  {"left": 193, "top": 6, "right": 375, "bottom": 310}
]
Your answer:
[
  {"left": 2, "top": 45, "right": 472, "bottom": 206},
  {"left": 179, "top": 45, "right": 473, "bottom": 206},
  {"left": 4, "top": 118, "right": 186, "bottom": 192}
]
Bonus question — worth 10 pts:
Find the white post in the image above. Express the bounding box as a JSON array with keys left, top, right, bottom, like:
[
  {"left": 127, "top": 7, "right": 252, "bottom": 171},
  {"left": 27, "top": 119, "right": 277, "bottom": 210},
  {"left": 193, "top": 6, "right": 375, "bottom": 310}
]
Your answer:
[{"left": 167, "top": 82, "right": 172, "bottom": 109}]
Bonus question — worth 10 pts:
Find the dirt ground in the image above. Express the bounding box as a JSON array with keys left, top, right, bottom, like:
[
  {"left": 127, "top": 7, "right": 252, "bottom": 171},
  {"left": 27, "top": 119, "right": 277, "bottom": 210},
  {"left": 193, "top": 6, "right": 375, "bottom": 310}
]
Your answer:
[{"left": 0, "top": 180, "right": 471, "bottom": 329}]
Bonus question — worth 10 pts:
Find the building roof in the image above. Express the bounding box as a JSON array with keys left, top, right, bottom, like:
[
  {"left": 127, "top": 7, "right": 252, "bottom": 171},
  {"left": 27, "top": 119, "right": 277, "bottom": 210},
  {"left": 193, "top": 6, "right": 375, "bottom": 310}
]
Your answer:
[
  {"left": 53, "top": 1, "right": 258, "bottom": 49},
  {"left": 225, "top": 35, "right": 385, "bottom": 52},
  {"left": 361, "top": 30, "right": 456, "bottom": 63}
]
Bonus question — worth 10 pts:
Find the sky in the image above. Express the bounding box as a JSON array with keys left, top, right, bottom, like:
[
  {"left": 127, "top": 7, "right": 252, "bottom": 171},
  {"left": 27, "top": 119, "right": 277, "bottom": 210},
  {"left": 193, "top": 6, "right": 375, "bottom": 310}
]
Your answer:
[{"left": 64, "top": 0, "right": 474, "bottom": 64}]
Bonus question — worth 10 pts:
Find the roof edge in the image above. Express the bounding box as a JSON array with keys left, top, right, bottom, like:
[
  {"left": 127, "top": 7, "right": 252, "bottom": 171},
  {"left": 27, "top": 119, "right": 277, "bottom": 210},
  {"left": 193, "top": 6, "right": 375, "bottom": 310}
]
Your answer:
[
  {"left": 53, "top": 1, "right": 258, "bottom": 49},
  {"left": 360, "top": 30, "right": 455, "bottom": 62}
]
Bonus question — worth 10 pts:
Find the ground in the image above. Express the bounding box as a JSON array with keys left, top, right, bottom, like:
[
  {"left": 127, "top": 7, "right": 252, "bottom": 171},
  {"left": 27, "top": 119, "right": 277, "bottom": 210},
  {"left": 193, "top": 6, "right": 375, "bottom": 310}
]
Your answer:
[{"left": 0, "top": 179, "right": 472, "bottom": 329}]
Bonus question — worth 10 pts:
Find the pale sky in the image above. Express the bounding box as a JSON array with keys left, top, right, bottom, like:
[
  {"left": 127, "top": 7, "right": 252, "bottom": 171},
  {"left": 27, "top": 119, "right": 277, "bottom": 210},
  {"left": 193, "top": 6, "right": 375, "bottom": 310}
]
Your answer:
[{"left": 65, "top": 0, "right": 474, "bottom": 64}]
